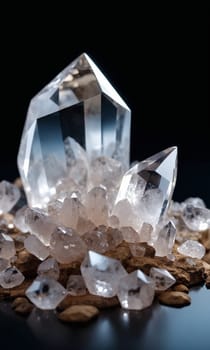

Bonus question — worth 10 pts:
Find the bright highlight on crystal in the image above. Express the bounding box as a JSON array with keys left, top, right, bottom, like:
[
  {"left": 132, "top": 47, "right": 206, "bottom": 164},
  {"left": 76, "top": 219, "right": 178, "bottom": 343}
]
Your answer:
[{"left": 18, "top": 53, "right": 131, "bottom": 209}]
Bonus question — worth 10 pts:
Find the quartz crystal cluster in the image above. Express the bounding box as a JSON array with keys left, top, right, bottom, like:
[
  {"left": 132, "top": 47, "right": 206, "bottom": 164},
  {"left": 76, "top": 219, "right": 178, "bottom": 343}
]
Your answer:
[{"left": 0, "top": 54, "right": 209, "bottom": 315}]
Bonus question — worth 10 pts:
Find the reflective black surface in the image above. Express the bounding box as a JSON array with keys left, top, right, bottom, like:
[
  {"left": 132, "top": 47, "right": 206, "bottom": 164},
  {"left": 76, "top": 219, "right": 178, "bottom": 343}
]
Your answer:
[{"left": 0, "top": 286, "right": 209, "bottom": 350}]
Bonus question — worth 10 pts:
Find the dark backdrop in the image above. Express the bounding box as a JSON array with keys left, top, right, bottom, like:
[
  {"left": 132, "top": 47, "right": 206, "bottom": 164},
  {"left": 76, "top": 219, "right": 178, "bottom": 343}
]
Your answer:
[{"left": 1, "top": 8, "right": 209, "bottom": 205}]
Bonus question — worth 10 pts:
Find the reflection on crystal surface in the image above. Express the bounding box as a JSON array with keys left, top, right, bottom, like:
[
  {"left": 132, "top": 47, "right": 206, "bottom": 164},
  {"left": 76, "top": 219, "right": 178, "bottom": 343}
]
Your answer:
[
  {"left": 113, "top": 147, "right": 177, "bottom": 232},
  {"left": 18, "top": 53, "right": 131, "bottom": 208},
  {"left": 26, "top": 276, "right": 67, "bottom": 310},
  {"left": 117, "top": 270, "right": 155, "bottom": 310},
  {"left": 81, "top": 250, "right": 127, "bottom": 297},
  {"left": 177, "top": 240, "right": 205, "bottom": 259}
]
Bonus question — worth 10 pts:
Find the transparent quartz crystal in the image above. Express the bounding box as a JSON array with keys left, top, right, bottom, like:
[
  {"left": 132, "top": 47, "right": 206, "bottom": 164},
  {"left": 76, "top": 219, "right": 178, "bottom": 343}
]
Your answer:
[
  {"left": 18, "top": 53, "right": 131, "bottom": 208},
  {"left": 37, "top": 258, "right": 60, "bottom": 280},
  {"left": 0, "top": 233, "right": 16, "bottom": 259},
  {"left": 117, "top": 269, "right": 155, "bottom": 310},
  {"left": 50, "top": 226, "right": 87, "bottom": 264},
  {"left": 81, "top": 250, "right": 127, "bottom": 297},
  {"left": 26, "top": 276, "right": 67, "bottom": 310},
  {"left": 149, "top": 267, "right": 176, "bottom": 291},
  {"left": 177, "top": 240, "right": 205, "bottom": 259},
  {"left": 113, "top": 147, "right": 177, "bottom": 232},
  {"left": 0, "top": 181, "right": 20, "bottom": 214},
  {"left": 0, "top": 267, "right": 24, "bottom": 288}
]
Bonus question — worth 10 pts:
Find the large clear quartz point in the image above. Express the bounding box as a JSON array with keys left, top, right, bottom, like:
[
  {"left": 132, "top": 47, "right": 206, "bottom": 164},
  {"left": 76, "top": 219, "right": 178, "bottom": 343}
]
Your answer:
[
  {"left": 113, "top": 147, "right": 177, "bottom": 231},
  {"left": 18, "top": 53, "right": 131, "bottom": 208}
]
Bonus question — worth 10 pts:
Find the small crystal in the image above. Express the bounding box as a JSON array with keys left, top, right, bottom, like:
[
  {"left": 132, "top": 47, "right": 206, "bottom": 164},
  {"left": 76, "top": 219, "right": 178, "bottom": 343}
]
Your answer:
[
  {"left": 82, "top": 229, "right": 111, "bottom": 253},
  {"left": 81, "top": 250, "right": 127, "bottom": 297},
  {"left": 14, "top": 206, "right": 29, "bottom": 233},
  {"left": 26, "top": 276, "right": 67, "bottom": 310},
  {"left": 66, "top": 275, "right": 87, "bottom": 295},
  {"left": 121, "top": 226, "right": 140, "bottom": 243},
  {"left": 85, "top": 187, "right": 108, "bottom": 226},
  {"left": 149, "top": 267, "right": 176, "bottom": 291},
  {"left": 59, "top": 197, "right": 87, "bottom": 229},
  {"left": 114, "top": 147, "right": 177, "bottom": 232},
  {"left": 0, "top": 258, "right": 9, "bottom": 272},
  {"left": 154, "top": 221, "right": 176, "bottom": 257},
  {"left": 50, "top": 226, "right": 87, "bottom": 264},
  {"left": 25, "top": 208, "right": 56, "bottom": 245},
  {"left": 0, "top": 181, "right": 20, "bottom": 214},
  {"left": 182, "top": 205, "right": 210, "bottom": 231},
  {"left": 129, "top": 243, "right": 146, "bottom": 257},
  {"left": 139, "top": 222, "right": 153, "bottom": 243},
  {"left": 37, "top": 258, "right": 60, "bottom": 280},
  {"left": 117, "top": 270, "right": 155, "bottom": 310},
  {"left": 177, "top": 240, "right": 205, "bottom": 259},
  {"left": 184, "top": 197, "right": 206, "bottom": 209},
  {"left": 83, "top": 227, "right": 123, "bottom": 253},
  {"left": 24, "top": 235, "right": 49, "bottom": 261},
  {"left": 0, "top": 233, "right": 16, "bottom": 259},
  {"left": 0, "top": 266, "right": 24, "bottom": 288},
  {"left": 76, "top": 217, "right": 95, "bottom": 235}
]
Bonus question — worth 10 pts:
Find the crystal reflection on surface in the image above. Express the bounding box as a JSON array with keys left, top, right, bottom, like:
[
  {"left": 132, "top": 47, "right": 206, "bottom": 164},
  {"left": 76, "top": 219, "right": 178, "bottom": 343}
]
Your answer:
[{"left": 0, "top": 287, "right": 209, "bottom": 350}]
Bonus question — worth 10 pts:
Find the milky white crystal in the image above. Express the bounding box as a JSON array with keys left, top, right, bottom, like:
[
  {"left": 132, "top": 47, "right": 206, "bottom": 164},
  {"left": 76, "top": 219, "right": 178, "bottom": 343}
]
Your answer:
[
  {"left": 177, "top": 240, "right": 205, "bottom": 259},
  {"left": 182, "top": 205, "right": 210, "bottom": 231},
  {"left": 50, "top": 226, "right": 87, "bottom": 264}
]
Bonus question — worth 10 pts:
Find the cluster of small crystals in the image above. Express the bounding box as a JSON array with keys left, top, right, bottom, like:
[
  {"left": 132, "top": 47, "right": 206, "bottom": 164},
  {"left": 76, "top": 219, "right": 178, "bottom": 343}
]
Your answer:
[
  {"left": 0, "top": 155, "right": 208, "bottom": 310},
  {"left": 0, "top": 54, "right": 209, "bottom": 312}
]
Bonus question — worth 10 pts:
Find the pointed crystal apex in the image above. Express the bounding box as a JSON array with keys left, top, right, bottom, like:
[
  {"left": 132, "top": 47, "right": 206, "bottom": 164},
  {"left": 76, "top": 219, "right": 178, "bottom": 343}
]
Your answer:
[
  {"left": 114, "top": 147, "right": 178, "bottom": 231},
  {"left": 18, "top": 53, "right": 131, "bottom": 208}
]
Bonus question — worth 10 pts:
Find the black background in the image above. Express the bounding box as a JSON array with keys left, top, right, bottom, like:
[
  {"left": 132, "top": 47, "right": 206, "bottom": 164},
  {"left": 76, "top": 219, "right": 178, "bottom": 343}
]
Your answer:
[
  {"left": 0, "top": 6, "right": 209, "bottom": 350},
  {"left": 1, "top": 7, "right": 209, "bottom": 205}
]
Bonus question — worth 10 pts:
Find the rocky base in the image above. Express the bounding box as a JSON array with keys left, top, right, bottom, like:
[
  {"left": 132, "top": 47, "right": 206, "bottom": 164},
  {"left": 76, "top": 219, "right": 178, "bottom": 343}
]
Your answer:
[{"left": 0, "top": 231, "right": 209, "bottom": 323}]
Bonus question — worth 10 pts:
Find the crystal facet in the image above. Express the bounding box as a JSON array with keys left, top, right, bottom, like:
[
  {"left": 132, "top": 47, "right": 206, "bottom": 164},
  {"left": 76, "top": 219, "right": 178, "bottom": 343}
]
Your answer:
[
  {"left": 154, "top": 221, "right": 176, "bottom": 257},
  {"left": 24, "top": 235, "right": 49, "bottom": 261},
  {"left": 18, "top": 53, "right": 131, "bottom": 209},
  {"left": 182, "top": 205, "right": 210, "bottom": 231},
  {"left": 26, "top": 276, "right": 67, "bottom": 310},
  {"left": 0, "top": 181, "right": 20, "bottom": 214},
  {"left": 149, "top": 267, "right": 176, "bottom": 290},
  {"left": 117, "top": 270, "right": 155, "bottom": 310},
  {"left": 0, "top": 267, "right": 24, "bottom": 288},
  {"left": 66, "top": 275, "right": 87, "bottom": 295},
  {"left": 113, "top": 147, "right": 177, "bottom": 232},
  {"left": 37, "top": 258, "right": 60, "bottom": 280},
  {"left": 81, "top": 250, "right": 127, "bottom": 297},
  {"left": 177, "top": 240, "right": 205, "bottom": 259},
  {"left": 50, "top": 226, "right": 87, "bottom": 264},
  {"left": 25, "top": 208, "right": 56, "bottom": 246},
  {"left": 0, "top": 233, "right": 16, "bottom": 259}
]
